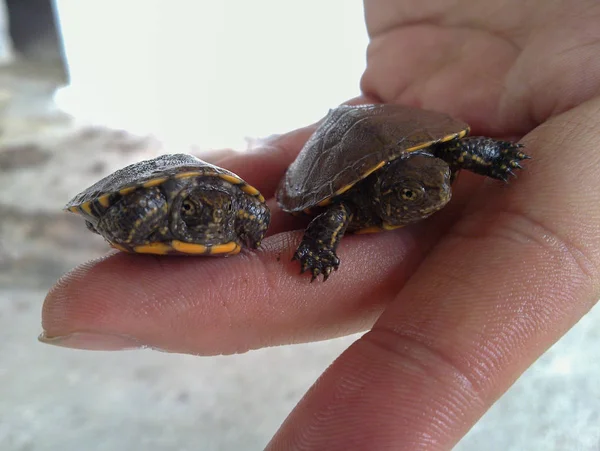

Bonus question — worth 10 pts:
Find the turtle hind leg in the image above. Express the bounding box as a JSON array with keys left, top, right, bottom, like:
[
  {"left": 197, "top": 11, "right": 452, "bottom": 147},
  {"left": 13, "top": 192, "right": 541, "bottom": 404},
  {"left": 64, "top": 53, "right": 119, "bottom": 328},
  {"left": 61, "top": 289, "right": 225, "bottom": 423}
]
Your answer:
[
  {"left": 433, "top": 137, "right": 531, "bottom": 182},
  {"left": 293, "top": 203, "right": 353, "bottom": 282}
]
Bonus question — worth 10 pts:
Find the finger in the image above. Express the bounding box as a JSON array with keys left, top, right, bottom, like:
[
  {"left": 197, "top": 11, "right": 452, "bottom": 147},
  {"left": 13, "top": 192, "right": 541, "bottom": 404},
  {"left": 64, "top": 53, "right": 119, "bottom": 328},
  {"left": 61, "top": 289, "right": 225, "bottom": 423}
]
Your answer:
[
  {"left": 266, "top": 98, "right": 600, "bottom": 450},
  {"left": 39, "top": 212, "right": 449, "bottom": 353},
  {"left": 211, "top": 124, "right": 317, "bottom": 199}
]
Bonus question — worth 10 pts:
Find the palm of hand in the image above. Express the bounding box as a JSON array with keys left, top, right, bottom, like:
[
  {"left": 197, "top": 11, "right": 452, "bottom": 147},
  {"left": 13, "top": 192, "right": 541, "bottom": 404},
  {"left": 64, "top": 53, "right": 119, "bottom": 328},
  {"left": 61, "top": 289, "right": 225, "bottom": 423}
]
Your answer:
[{"left": 362, "top": 0, "right": 600, "bottom": 134}]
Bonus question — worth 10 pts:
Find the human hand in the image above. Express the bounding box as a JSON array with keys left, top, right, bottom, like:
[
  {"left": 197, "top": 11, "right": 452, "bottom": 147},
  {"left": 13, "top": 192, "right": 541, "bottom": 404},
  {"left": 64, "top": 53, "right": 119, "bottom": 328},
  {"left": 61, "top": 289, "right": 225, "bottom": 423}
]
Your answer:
[{"left": 41, "top": 0, "right": 600, "bottom": 449}]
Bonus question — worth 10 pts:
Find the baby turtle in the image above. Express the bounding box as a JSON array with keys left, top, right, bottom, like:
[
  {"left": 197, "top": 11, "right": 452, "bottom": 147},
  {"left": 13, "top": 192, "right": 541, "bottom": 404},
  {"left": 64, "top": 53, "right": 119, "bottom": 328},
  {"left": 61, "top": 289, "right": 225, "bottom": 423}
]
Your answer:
[
  {"left": 66, "top": 153, "right": 270, "bottom": 256},
  {"left": 276, "top": 104, "right": 530, "bottom": 281}
]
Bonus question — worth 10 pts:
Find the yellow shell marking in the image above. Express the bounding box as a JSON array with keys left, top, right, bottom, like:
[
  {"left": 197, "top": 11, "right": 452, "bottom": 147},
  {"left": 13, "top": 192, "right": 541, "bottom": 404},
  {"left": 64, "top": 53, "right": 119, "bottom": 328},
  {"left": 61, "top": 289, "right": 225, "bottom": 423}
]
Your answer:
[
  {"left": 80, "top": 202, "right": 93, "bottom": 215},
  {"left": 218, "top": 174, "right": 243, "bottom": 185},
  {"left": 438, "top": 128, "right": 469, "bottom": 143},
  {"left": 241, "top": 184, "right": 259, "bottom": 196},
  {"left": 355, "top": 222, "right": 403, "bottom": 235},
  {"left": 405, "top": 141, "right": 434, "bottom": 153},
  {"left": 171, "top": 240, "right": 208, "bottom": 254},
  {"left": 98, "top": 194, "right": 111, "bottom": 208},
  {"left": 110, "top": 243, "right": 129, "bottom": 252},
  {"left": 240, "top": 184, "right": 265, "bottom": 203},
  {"left": 210, "top": 242, "right": 240, "bottom": 255},
  {"left": 173, "top": 172, "right": 263, "bottom": 201},
  {"left": 334, "top": 183, "right": 354, "bottom": 197},
  {"left": 318, "top": 160, "right": 389, "bottom": 207},
  {"left": 142, "top": 177, "right": 168, "bottom": 188},
  {"left": 174, "top": 171, "right": 202, "bottom": 179},
  {"left": 382, "top": 223, "right": 403, "bottom": 231},
  {"left": 119, "top": 186, "right": 136, "bottom": 196},
  {"left": 133, "top": 242, "right": 172, "bottom": 255},
  {"left": 354, "top": 226, "right": 383, "bottom": 235},
  {"left": 338, "top": 160, "right": 387, "bottom": 195},
  {"left": 68, "top": 206, "right": 79, "bottom": 213},
  {"left": 361, "top": 160, "right": 387, "bottom": 178}
]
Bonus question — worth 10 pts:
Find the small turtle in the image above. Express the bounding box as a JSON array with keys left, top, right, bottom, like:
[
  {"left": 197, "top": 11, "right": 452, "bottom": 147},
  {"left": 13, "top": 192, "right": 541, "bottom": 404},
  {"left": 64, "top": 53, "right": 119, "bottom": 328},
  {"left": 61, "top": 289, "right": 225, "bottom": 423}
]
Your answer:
[
  {"left": 66, "top": 154, "right": 270, "bottom": 256},
  {"left": 276, "top": 104, "right": 530, "bottom": 281}
]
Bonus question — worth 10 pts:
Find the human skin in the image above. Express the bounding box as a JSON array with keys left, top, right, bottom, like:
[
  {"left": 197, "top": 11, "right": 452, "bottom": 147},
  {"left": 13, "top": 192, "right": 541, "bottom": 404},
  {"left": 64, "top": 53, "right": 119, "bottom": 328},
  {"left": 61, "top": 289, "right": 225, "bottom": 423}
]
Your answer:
[{"left": 41, "top": 0, "right": 600, "bottom": 449}]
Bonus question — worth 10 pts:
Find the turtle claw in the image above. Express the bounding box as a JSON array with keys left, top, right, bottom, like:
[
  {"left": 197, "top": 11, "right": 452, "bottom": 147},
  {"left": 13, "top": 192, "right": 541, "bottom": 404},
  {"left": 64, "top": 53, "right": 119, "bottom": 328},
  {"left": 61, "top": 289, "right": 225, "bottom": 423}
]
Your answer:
[
  {"left": 293, "top": 240, "right": 340, "bottom": 282},
  {"left": 490, "top": 141, "right": 530, "bottom": 181},
  {"left": 310, "top": 268, "right": 321, "bottom": 283},
  {"left": 300, "top": 261, "right": 310, "bottom": 274},
  {"left": 449, "top": 137, "right": 530, "bottom": 182}
]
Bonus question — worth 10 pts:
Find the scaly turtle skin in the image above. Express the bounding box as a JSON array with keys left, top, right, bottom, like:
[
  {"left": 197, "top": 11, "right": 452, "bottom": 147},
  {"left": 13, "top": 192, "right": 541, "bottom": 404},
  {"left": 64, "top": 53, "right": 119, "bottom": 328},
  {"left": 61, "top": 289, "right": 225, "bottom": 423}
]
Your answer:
[
  {"left": 276, "top": 104, "right": 530, "bottom": 281},
  {"left": 66, "top": 154, "right": 270, "bottom": 256}
]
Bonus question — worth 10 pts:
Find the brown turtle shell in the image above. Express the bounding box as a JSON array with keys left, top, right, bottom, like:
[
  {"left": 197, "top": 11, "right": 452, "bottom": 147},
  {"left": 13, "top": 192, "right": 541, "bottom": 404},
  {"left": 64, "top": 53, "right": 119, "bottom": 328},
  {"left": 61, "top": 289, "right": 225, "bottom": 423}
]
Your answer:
[{"left": 276, "top": 104, "right": 470, "bottom": 213}]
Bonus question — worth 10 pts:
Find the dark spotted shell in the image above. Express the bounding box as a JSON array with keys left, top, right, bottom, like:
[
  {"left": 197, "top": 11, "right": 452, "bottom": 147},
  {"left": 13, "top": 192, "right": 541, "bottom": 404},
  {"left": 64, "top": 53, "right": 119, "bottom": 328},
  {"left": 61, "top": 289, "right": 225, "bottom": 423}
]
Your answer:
[
  {"left": 65, "top": 153, "right": 264, "bottom": 217},
  {"left": 276, "top": 104, "right": 469, "bottom": 212}
]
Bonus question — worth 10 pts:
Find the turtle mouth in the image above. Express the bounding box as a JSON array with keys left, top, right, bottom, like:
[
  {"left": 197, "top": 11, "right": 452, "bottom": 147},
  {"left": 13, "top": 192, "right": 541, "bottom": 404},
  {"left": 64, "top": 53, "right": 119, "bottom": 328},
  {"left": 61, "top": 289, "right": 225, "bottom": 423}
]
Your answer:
[
  {"left": 430, "top": 187, "right": 453, "bottom": 214},
  {"left": 421, "top": 201, "right": 449, "bottom": 217}
]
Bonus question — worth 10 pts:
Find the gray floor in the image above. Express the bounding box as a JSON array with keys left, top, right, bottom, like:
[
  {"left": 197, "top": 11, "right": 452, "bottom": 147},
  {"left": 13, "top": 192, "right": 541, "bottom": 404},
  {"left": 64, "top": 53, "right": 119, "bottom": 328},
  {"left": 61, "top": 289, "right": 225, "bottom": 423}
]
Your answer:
[{"left": 0, "top": 62, "right": 599, "bottom": 451}]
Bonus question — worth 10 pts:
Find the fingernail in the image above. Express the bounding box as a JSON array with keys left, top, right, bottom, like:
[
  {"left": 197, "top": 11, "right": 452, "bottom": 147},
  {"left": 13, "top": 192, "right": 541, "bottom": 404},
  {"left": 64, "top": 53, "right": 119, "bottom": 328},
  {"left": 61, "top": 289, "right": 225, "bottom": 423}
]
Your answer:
[{"left": 38, "top": 331, "right": 145, "bottom": 351}]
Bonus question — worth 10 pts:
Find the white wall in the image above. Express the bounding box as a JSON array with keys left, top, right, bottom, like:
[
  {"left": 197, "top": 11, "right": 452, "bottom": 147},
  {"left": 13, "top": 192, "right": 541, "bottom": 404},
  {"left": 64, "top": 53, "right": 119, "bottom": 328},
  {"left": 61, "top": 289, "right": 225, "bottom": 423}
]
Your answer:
[{"left": 53, "top": 0, "right": 368, "bottom": 150}]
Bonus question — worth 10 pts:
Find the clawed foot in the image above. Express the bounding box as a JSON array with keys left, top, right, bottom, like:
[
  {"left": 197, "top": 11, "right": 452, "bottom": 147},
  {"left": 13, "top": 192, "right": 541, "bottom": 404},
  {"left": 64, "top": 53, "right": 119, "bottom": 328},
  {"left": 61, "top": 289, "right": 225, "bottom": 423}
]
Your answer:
[
  {"left": 292, "top": 240, "right": 340, "bottom": 282},
  {"left": 491, "top": 142, "right": 531, "bottom": 182},
  {"left": 445, "top": 137, "right": 532, "bottom": 182}
]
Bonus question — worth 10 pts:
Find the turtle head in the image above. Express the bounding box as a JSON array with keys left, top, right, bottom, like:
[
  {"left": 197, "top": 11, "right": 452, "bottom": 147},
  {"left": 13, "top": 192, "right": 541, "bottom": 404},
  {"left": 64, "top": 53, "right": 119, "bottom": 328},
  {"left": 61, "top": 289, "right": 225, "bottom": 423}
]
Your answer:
[
  {"left": 170, "top": 178, "right": 270, "bottom": 249},
  {"left": 170, "top": 182, "right": 239, "bottom": 246},
  {"left": 373, "top": 154, "right": 452, "bottom": 226}
]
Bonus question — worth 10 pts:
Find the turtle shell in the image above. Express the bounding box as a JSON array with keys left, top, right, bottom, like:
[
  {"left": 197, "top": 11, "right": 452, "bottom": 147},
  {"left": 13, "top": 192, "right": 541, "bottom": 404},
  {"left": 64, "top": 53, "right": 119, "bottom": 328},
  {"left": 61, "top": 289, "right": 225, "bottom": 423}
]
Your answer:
[
  {"left": 66, "top": 154, "right": 264, "bottom": 212},
  {"left": 276, "top": 104, "right": 470, "bottom": 213},
  {"left": 66, "top": 153, "right": 267, "bottom": 255}
]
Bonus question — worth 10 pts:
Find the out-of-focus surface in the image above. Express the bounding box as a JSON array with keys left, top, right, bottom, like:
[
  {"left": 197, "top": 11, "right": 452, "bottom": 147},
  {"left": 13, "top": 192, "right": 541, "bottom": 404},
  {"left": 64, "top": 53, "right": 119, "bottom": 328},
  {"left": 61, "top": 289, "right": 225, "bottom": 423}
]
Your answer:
[
  {"left": 53, "top": 0, "right": 370, "bottom": 150},
  {"left": 1, "top": 2, "right": 599, "bottom": 450}
]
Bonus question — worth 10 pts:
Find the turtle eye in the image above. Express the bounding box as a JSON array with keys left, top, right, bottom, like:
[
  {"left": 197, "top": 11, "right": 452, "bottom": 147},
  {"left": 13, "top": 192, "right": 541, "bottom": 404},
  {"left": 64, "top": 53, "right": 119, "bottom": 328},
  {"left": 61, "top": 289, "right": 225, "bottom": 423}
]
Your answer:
[
  {"left": 182, "top": 199, "right": 196, "bottom": 216},
  {"left": 401, "top": 188, "right": 416, "bottom": 200}
]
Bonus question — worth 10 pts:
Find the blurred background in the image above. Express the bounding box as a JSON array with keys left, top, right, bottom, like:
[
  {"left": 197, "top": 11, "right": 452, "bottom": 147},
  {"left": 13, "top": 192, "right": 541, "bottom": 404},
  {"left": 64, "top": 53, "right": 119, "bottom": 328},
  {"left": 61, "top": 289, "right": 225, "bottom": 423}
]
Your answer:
[{"left": 0, "top": 1, "right": 598, "bottom": 450}]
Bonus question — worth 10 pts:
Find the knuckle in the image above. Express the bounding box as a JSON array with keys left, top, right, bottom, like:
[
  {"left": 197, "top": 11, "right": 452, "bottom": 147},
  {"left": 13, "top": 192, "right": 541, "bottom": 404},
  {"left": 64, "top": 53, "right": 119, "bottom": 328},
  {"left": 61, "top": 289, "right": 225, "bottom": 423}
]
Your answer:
[
  {"left": 450, "top": 207, "right": 600, "bottom": 290},
  {"left": 363, "top": 326, "right": 485, "bottom": 407}
]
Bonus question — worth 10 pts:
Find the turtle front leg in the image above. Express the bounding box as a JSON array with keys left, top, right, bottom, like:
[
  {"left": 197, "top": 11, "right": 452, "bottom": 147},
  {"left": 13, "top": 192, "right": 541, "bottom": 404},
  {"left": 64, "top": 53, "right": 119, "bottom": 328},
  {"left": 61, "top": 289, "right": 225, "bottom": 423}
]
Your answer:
[
  {"left": 293, "top": 203, "right": 353, "bottom": 282},
  {"left": 97, "top": 187, "right": 168, "bottom": 246},
  {"left": 433, "top": 137, "right": 531, "bottom": 182}
]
